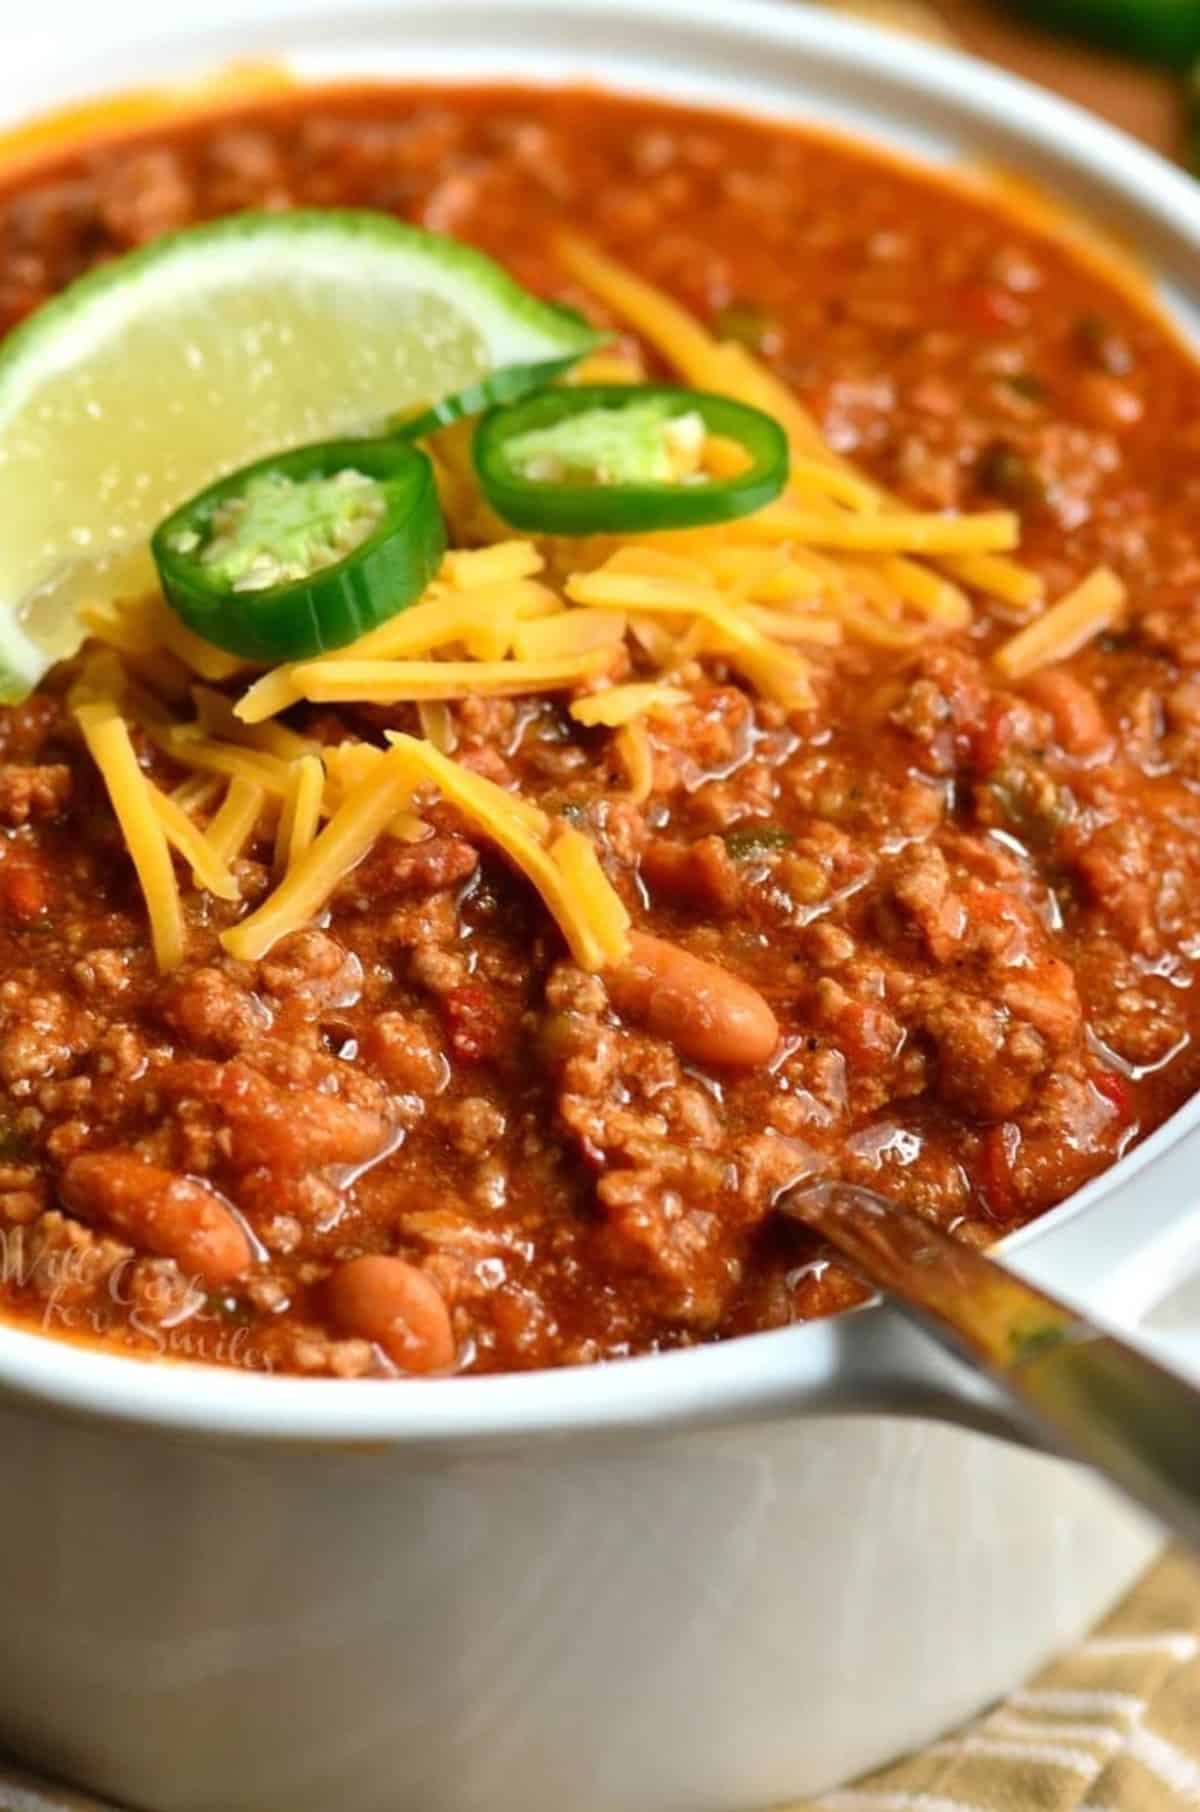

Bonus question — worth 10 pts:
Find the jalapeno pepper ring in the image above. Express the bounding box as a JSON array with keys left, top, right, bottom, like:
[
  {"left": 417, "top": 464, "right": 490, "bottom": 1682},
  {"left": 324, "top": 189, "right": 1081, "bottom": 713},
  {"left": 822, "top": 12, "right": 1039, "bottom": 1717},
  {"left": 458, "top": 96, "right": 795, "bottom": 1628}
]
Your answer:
[
  {"left": 151, "top": 437, "right": 445, "bottom": 664},
  {"left": 392, "top": 344, "right": 595, "bottom": 442},
  {"left": 473, "top": 384, "right": 789, "bottom": 535}
]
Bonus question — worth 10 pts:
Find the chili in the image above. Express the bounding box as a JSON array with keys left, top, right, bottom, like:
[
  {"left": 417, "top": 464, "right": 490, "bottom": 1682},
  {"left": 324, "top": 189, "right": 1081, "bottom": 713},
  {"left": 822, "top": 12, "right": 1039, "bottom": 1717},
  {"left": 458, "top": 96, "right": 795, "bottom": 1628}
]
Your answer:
[{"left": 0, "top": 84, "right": 1195, "bottom": 1377}]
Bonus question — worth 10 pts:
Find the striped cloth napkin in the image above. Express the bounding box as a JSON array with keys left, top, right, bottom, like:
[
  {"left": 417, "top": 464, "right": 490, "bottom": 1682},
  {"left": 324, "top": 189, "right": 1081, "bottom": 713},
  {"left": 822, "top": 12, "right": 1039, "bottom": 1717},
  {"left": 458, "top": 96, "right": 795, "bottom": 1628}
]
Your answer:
[
  {"left": 782, "top": 1549, "right": 1200, "bottom": 1812},
  {"left": 1, "top": 1550, "right": 1198, "bottom": 1810}
]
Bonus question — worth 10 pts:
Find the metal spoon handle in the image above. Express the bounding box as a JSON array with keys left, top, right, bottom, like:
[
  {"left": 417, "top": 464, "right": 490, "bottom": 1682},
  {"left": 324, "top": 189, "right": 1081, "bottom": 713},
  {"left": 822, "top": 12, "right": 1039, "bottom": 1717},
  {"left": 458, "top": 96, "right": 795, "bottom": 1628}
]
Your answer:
[{"left": 784, "top": 1180, "right": 1200, "bottom": 1551}]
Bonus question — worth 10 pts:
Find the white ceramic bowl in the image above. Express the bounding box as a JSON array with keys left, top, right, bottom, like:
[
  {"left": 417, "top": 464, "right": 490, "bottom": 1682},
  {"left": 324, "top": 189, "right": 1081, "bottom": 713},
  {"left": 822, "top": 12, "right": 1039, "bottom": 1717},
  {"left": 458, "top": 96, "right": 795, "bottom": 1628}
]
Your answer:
[{"left": 2, "top": 4, "right": 1200, "bottom": 1808}]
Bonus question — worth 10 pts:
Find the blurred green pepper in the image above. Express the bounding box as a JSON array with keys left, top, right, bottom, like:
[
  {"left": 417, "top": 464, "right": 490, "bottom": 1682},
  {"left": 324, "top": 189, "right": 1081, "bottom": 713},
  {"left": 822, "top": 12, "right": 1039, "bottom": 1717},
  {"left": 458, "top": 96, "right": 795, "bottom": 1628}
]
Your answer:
[{"left": 1007, "top": 0, "right": 1200, "bottom": 65}]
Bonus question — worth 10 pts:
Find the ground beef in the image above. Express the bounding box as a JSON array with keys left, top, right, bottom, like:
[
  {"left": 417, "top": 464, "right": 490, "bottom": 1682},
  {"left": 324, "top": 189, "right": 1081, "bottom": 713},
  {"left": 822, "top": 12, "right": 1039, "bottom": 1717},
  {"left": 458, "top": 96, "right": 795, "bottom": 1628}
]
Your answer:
[{"left": 0, "top": 763, "right": 71, "bottom": 826}]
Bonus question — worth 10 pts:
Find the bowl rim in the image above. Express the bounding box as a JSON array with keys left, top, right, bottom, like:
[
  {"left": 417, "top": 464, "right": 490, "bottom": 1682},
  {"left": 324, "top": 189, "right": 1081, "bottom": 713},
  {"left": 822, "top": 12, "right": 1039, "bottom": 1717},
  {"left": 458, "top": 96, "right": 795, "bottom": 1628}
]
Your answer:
[{"left": 2, "top": 0, "right": 1200, "bottom": 1445}]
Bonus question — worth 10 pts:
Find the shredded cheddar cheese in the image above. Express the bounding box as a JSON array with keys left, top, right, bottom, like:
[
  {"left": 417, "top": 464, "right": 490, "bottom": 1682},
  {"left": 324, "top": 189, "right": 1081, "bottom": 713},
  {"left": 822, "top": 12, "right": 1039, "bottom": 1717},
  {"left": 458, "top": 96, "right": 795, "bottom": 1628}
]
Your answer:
[
  {"left": 512, "top": 609, "right": 627, "bottom": 661},
  {"left": 232, "top": 667, "right": 302, "bottom": 726},
  {"left": 818, "top": 596, "right": 925, "bottom": 647},
  {"left": 206, "top": 777, "right": 266, "bottom": 868},
  {"left": 147, "top": 781, "right": 240, "bottom": 902},
  {"left": 79, "top": 597, "right": 159, "bottom": 658},
  {"left": 273, "top": 754, "right": 325, "bottom": 878},
  {"left": 555, "top": 233, "right": 725, "bottom": 394},
  {"left": 565, "top": 567, "right": 814, "bottom": 707},
  {"left": 571, "top": 682, "right": 688, "bottom": 728},
  {"left": 786, "top": 457, "right": 882, "bottom": 514},
  {"left": 738, "top": 507, "right": 1020, "bottom": 557},
  {"left": 160, "top": 730, "right": 291, "bottom": 798},
  {"left": 943, "top": 552, "right": 1042, "bottom": 612},
  {"left": 615, "top": 721, "right": 654, "bottom": 802},
  {"left": 442, "top": 541, "right": 544, "bottom": 588},
  {"left": 148, "top": 597, "right": 250, "bottom": 683},
  {"left": 994, "top": 568, "right": 1126, "bottom": 680},
  {"left": 234, "top": 559, "right": 568, "bottom": 724},
  {"left": 70, "top": 662, "right": 185, "bottom": 972},
  {"left": 318, "top": 743, "right": 432, "bottom": 843},
  {"left": 384, "top": 734, "right": 630, "bottom": 971},
  {"left": 169, "top": 771, "right": 222, "bottom": 814},
  {"left": 876, "top": 557, "right": 972, "bottom": 628},
  {"left": 567, "top": 351, "right": 646, "bottom": 387},
  {"left": 190, "top": 683, "right": 316, "bottom": 764},
  {"left": 742, "top": 604, "right": 841, "bottom": 647},
  {"left": 285, "top": 649, "right": 616, "bottom": 706},
  {"left": 415, "top": 699, "right": 457, "bottom": 753},
  {"left": 550, "top": 828, "right": 631, "bottom": 958},
  {"left": 222, "top": 748, "right": 418, "bottom": 963},
  {"left": 607, "top": 546, "right": 714, "bottom": 586}
]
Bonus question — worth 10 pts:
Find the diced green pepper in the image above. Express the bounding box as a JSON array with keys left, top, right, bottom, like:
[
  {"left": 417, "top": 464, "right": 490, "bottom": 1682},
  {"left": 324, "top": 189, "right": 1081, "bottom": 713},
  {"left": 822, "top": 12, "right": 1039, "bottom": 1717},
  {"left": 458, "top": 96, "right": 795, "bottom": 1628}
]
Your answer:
[
  {"left": 713, "top": 300, "right": 779, "bottom": 357},
  {"left": 723, "top": 823, "right": 794, "bottom": 859},
  {"left": 391, "top": 349, "right": 594, "bottom": 441},
  {"left": 1007, "top": 0, "right": 1200, "bottom": 65}
]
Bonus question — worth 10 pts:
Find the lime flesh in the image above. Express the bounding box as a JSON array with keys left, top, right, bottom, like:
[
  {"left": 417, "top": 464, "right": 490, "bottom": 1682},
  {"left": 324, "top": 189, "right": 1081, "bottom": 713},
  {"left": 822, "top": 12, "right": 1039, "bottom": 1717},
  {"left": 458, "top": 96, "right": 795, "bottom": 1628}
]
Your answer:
[{"left": 0, "top": 210, "right": 596, "bottom": 695}]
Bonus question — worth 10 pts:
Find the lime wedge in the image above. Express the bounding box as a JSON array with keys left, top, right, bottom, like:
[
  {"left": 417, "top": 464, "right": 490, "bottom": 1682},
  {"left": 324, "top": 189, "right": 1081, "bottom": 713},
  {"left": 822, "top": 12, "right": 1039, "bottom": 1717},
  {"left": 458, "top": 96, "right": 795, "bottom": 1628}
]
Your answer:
[{"left": 0, "top": 209, "right": 599, "bottom": 697}]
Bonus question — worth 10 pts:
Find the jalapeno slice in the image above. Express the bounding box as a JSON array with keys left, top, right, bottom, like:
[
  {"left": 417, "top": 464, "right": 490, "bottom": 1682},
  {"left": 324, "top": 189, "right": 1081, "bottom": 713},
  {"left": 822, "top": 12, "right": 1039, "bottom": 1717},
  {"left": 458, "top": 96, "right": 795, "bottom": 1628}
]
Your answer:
[
  {"left": 472, "top": 384, "right": 789, "bottom": 535},
  {"left": 391, "top": 346, "right": 592, "bottom": 442},
  {"left": 152, "top": 438, "right": 445, "bottom": 663}
]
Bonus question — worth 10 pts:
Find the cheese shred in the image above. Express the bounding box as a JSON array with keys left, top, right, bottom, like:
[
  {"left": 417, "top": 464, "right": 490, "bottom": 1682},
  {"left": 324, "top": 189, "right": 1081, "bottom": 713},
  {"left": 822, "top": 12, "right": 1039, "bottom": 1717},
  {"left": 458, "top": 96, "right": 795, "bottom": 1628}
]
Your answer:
[
  {"left": 384, "top": 734, "right": 630, "bottom": 970},
  {"left": 993, "top": 568, "right": 1126, "bottom": 679},
  {"left": 615, "top": 721, "right": 654, "bottom": 801},
  {"left": 162, "top": 732, "right": 291, "bottom": 798},
  {"left": 286, "top": 649, "right": 616, "bottom": 706},
  {"left": 566, "top": 568, "right": 814, "bottom": 706},
  {"left": 222, "top": 748, "right": 418, "bottom": 963},
  {"left": 147, "top": 781, "right": 240, "bottom": 902},
  {"left": 273, "top": 754, "right": 325, "bottom": 878},
  {"left": 70, "top": 667, "right": 185, "bottom": 973},
  {"left": 739, "top": 507, "right": 1019, "bottom": 557},
  {"left": 571, "top": 682, "right": 688, "bottom": 728},
  {"left": 206, "top": 777, "right": 267, "bottom": 868}
]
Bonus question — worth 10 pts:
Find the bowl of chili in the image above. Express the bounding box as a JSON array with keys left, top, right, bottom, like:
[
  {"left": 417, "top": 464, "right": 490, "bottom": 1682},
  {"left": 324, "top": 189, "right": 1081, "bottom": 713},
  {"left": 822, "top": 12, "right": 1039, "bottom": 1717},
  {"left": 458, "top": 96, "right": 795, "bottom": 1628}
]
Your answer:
[{"left": 0, "top": 1, "right": 1197, "bottom": 1807}]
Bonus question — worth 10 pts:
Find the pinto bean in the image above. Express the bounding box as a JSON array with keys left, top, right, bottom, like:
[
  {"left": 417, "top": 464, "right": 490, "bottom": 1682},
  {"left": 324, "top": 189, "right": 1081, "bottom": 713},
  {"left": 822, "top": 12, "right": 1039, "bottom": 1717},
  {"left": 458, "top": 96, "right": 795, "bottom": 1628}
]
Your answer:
[
  {"left": 223, "top": 1070, "right": 387, "bottom": 1172},
  {"left": 328, "top": 1255, "right": 456, "bottom": 1373},
  {"left": 60, "top": 1150, "right": 252, "bottom": 1287},
  {"left": 606, "top": 931, "right": 778, "bottom": 1068},
  {"left": 1022, "top": 669, "right": 1109, "bottom": 757},
  {"left": 172, "top": 1060, "right": 388, "bottom": 1172}
]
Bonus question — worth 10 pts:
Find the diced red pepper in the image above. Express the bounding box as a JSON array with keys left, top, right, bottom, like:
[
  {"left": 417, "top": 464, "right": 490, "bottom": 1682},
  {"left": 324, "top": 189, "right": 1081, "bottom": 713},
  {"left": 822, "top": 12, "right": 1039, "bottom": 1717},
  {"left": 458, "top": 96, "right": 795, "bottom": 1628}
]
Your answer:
[
  {"left": 955, "top": 283, "right": 1028, "bottom": 335},
  {"left": 440, "top": 984, "right": 503, "bottom": 1064},
  {"left": 1091, "top": 1064, "right": 1134, "bottom": 1124},
  {"left": 834, "top": 998, "right": 905, "bottom": 1074},
  {"left": 0, "top": 847, "right": 50, "bottom": 923},
  {"left": 967, "top": 698, "right": 1017, "bottom": 777}
]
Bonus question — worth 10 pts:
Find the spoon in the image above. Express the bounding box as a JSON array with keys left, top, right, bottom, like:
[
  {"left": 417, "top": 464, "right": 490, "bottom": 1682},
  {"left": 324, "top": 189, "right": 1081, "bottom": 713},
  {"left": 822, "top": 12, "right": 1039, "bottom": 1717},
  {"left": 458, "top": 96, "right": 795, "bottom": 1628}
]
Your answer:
[{"left": 781, "top": 1178, "right": 1200, "bottom": 1551}]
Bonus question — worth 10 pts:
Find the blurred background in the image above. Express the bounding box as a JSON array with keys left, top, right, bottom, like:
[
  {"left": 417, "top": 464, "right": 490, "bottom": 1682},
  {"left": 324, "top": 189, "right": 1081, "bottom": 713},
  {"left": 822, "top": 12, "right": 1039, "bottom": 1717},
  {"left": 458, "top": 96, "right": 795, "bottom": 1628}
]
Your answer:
[{"left": 825, "top": 0, "right": 1200, "bottom": 158}]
